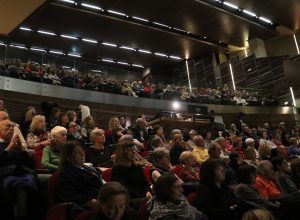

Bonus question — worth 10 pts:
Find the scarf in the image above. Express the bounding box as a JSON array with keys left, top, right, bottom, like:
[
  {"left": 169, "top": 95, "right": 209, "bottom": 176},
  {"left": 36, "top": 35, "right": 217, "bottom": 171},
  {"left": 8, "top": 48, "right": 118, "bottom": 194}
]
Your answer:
[{"left": 148, "top": 196, "right": 203, "bottom": 220}]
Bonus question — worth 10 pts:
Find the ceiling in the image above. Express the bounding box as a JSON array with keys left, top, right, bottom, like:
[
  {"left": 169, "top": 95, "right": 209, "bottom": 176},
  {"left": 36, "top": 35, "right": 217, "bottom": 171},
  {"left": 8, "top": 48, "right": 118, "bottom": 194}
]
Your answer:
[{"left": 2, "top": 0, "right": 298, "bottom": 69}]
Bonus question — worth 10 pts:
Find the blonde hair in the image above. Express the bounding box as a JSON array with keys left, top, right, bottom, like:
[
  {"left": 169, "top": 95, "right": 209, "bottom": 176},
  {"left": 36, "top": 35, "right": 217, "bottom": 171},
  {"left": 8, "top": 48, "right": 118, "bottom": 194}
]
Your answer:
[
  {"left": 258, "top": 144, "right": 271, "bottom": 159},
  {"left": 90, "top": 128, "right": 105, "bottom": 142},
  {"left": 108, "top": 116, "right": 120, "bottom": 130},
  {"left": 179, "top": 151, "right": 194, "bottom": 164},
  {"left": 30, "top": 115, "right": 45, "bottom": 132},
  {"left": 25, "top": 108, "right": 36, "bottom": 122},
  {"left": 114, "top": 139, "right": 136, "bottom": 166},
  {"left": 242, "top": 209, "right": 276, "bottom": 220}
]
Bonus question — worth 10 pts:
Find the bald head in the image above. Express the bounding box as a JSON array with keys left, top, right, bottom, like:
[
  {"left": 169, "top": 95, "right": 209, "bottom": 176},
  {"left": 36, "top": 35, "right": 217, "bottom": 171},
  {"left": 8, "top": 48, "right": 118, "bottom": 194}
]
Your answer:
[{"left": 0, "top": 111, "right": 9, "bottom": 122}]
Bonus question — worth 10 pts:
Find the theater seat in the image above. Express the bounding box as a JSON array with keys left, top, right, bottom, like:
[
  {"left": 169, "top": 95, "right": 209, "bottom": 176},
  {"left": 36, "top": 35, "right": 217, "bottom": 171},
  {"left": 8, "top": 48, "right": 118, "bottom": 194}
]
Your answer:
[
  {"left": 46, "top": 202, "right": 72, "bottom": 220},
  {"left": 34, "top": 149, "right": 43, "bottom": 169},
  {"left": 187, "top": 192, "right": 197, "bottom": 206},
  {"left": 173, "top": 165, "right": 184, "bottom": 178},
  {"left": 143, "top": 166, "right": 153, "bottom": 184},
  {"left": 101, "top": 168, "right": 112, "bottom": 182},
  {"left": 75, "top": 210, "right": 98, "bottom": 220},
  {"left": 48, "top": 172, "right": 60, "bottom": 206},
  {"left": 138, "top": 199, "right": 150, "bottom": 220}
]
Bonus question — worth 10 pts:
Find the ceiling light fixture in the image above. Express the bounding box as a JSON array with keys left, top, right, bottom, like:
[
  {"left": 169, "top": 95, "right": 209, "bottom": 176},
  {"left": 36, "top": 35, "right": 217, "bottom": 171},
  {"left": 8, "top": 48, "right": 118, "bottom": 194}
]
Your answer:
[
  {"left": 91, "top": 70, "right": 102, "bottom": 73},
  {"left": 102, "top": 59, "right": 114, "bottom": 63},
  {"left": 81, "top": 3, "right": 103, "bottom": 11},
  {"left": 62, "top": 66, "right": 71, "bottom": 69},
  {"left": 154, "top": 52, "right": 168, "bottom": 57},
  {"left": 132, "top": 16, "right": 149, "bottom": 22},
  {"left": 120, "top": 46, "right": 136, "bottom": 51},
  {"left": 153, "top": 22, "right": 169, "bottom": 28},
  {"left": 117, "top": 61, "right": 129, "bottom": 65},
  {"left": 59, "top": 0, "right": 75, "bottom": 4},
  {"left": 259, "top": 16, "right": 272, "bottom": 24},
  {"left": 172, "top": 27, "right": 187, "bottom": 33},
  {"left": 20, "top": 27, "right": 33, "bottom": 32},
  {"left": 49, "top": 50, "right": 64, "bottom": 55},
  {"left": 61, "top": 34, "right": 78, "bottom": 40},
  {"left": 68, "top": 53, "right": 81, "bottom": 57},
  {"left": 30, "top": 47, "right": 46, "bottom": 52},
  {"left": 0, "top": 42, "right": 6, "bottom": 46},
  {"left": 223, "top": 1, "right": 239, "bottom": 9},
  {"left": 102, "top": 42, "right": 117, "bottom": 47},
  {"left": 82, "top": 38, "right": 98, "bottom": 44},
  {"left": 10, "top": 44, "right": 27, "bottom": 50},
  {"left": 107, "top": 10, "right": 127, "bottom": 17},
  {"left": 169, "top": 56, "right": 182, "bottom": 60},
  {"left": 132, "top": 64, "right": 144, "bottom": 68},
  {"left": 138, "top": 49, "right": 152, "bottom": 54},
  {"left": 38, "top": 30, "right": 56, "bottom": 36},
  {"left": 242, "top": 10, "right": 256, "bottom": 17}
]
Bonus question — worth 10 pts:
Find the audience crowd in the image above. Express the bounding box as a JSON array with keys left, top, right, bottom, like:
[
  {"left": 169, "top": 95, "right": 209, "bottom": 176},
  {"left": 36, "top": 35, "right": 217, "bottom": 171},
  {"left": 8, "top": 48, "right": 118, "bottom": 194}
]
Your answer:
[
  {"left": 0, "top": 97, "right": 300, "bottom": 220},
  {"left": 0, "top": 59, "right": 279, "bottom": 106}
]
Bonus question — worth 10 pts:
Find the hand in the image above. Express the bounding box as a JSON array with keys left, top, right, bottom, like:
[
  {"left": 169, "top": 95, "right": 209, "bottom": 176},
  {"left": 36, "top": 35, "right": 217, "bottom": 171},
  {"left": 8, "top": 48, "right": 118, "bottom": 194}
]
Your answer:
[
  {"left": 6, "top": 135, "right": 19, "bottom": 152},
  {"left": 42, "top": 139, "right": 51, "bottom": 146},
  {"left": 146, "top": 191, "right": 152, "bottom": 200}
]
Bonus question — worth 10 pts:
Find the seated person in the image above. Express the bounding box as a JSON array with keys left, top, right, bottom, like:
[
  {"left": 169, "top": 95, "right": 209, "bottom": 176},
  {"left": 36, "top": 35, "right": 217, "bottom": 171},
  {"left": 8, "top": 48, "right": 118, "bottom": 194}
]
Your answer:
[
  {"left": 170, "top": 134, "right": 188, "bottom": 165},
  {"left": 56, "top": 142, "right": 104, "bottom": 209},
  {"left": 148, "top": 173, "right": 204, "bottom": 220},
  {"left": 111, "top": 137, "right": 151, "bottom": 200},
  {"left": 151, "top": 147, "right": 173, "bottom": 183},
  {"left": 235, "top": 164, "right": 278, "bottom": 213},
  {"left": 192, "top": 135, "right": 209, "bottom": 164},
  {"left": 271, "top": 157, "right": 298, "bottom": 194},
  {"left": 87, "top": 182, "right": 138, "bottom": 220},
  {"left": 195, "top": 159, "right": 236, "bottom": 220},
  {"left": 242, "top": 209, "right": 276, "bottom": 220},
  {"left": 0, "top": 120, "right": 38, "bottom": 219},
  {"left": 27, "top": 115, "right": 51, "bottom": 150},
  {"left": 66, "top": 121, "right": 84, "bottom": 144},
  {"left": 86, "top": 128, "right": 114, "bottom": 167},
  {"left": 41, "top": 126, "right": 67, "bottom": 171},
  {"left": 179, "top": 151, "right": 200, "bottom": 182},
  {"left": 291, "top": 158, "right": 300, "bottom": 189},
  {"left": 288, "top": 137, "right": 300, "bottom": 157},
  {"left": 255, "top": 160, "right": 282, "bottom": 199}
]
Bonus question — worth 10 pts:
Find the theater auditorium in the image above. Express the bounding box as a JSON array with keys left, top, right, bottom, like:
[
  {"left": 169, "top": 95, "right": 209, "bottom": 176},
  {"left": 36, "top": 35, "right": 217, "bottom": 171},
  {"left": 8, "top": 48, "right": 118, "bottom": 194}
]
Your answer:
[{"left": 0, "top": 0, "right": 300, "bottom": 219}]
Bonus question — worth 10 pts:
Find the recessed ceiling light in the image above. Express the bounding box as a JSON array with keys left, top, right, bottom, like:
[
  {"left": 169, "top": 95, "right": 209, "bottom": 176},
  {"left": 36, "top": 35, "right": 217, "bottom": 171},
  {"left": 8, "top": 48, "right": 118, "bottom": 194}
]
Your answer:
[
  {"left": 30, "top": 47, "right": 46, "bottom": 52},
  {"left": 59, "top": 0, "right": 75, "bottom": 4},
  {"left": 10, "top": 44, "right": 27, "bottom": 50},
  {"left": 117, "top": 61, "right": 129, "bottom": 65},
  {"left": 61, "top": 34, "right": 78, "bottom": 40},
  {"left": 138, "top": 49, "right": 152, "bottom": 54},
  {"left": 132, "top": 16, "right": 149, "bottom": 22},
  {"left": 81, "top": 3, "right": 103, "bottom": 11},
  {"left": 243, "top": 10, "right": 256, "bottom": 17},
  {"left": 223, "top": 1, "right": 239, "bottom": 9},
  {"left": 20, "top": 27, "right": 33, "bottom": 32},
  {"left": 132, "top": 64, "right": 144, "bottom": 68},
  {"left": 38, "top": 30, "right": 56, "bottom": 36},
  {"left": 107, "top": 10, "right": 127, "bottom": 17},
  {"left": 259, "top": 16, "right": 272, "bottom": 24},
  {"left": 153, "top": 22, "right": 169, "bottom": 28},
  {"left": 154, "top": 52, "right": 168, "bottom": 57},
  {"left": 102, "top": 59, "right": 114, "bottom": 63},
  {"left": 169, "top": 56, "right": 182, "bottom": 60},
  {"left": 62, "top": 66, "right": 71, "bottom": 69},
  {"left": 102, "top": 42, "right": 117, "bottom": 47},
  {"left": 82, "top": 38, "right": 98, "bottom": 44},
  {"left": 68, "top": 53, "right": 81, "bottom": 57},
  {"left": 120, "top": 46, "right": 136, "bottom": 51},
  {"left": 49, "top": 50, "right": 64, "bottom": 55},
  {"left": 91, "top": 70, "right": 102, "bottom": 73}
]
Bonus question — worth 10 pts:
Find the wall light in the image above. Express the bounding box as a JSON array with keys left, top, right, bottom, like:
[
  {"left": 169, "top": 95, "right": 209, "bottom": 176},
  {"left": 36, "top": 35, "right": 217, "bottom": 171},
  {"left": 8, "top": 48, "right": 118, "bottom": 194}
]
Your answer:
[
  {"left": 172, "top": 101, "right": 180, "bottom": 110},
  {"left": 293, "top": 34, "right": 300, "bottom": 55},
  {"left": 290, "top": 87, "right": 297, "bottom": 107}
]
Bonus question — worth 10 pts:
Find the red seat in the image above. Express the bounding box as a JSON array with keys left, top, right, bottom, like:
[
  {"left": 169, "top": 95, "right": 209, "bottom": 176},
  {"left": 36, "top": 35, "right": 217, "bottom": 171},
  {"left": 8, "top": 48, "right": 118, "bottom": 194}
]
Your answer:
[
  {"left": 48, "top": 172, "right": 60, "bottom": 206},
  {"left": 102, "top": 168, "right": 112, "bottom": 182},
  {"left": 173, "top": 165, "right": 184, "bottom": 178},
  {"left": 143, "top": 166, "right": 153, "bottom": 184},
  {"left": 187, "top": 192, "right": 197, "bottom": 206},
  {"left": 75, "top": 210, "right": 98, "bottom": 220},
  {"left": 138, "top": 199, "right": 150, "bottom": 220},
  {"left": 34, "top": 149, "right": 43, "bottom": 169},
  {"left": 46, "top": 202, "right": 72, "bottom": 220}
]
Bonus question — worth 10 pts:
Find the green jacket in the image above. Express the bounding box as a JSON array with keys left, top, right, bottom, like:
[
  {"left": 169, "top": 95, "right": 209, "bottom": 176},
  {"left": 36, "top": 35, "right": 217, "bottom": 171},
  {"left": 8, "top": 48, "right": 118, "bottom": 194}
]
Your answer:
[{"left": 41, "top": 145, "right": 60, "bottom": 171}]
